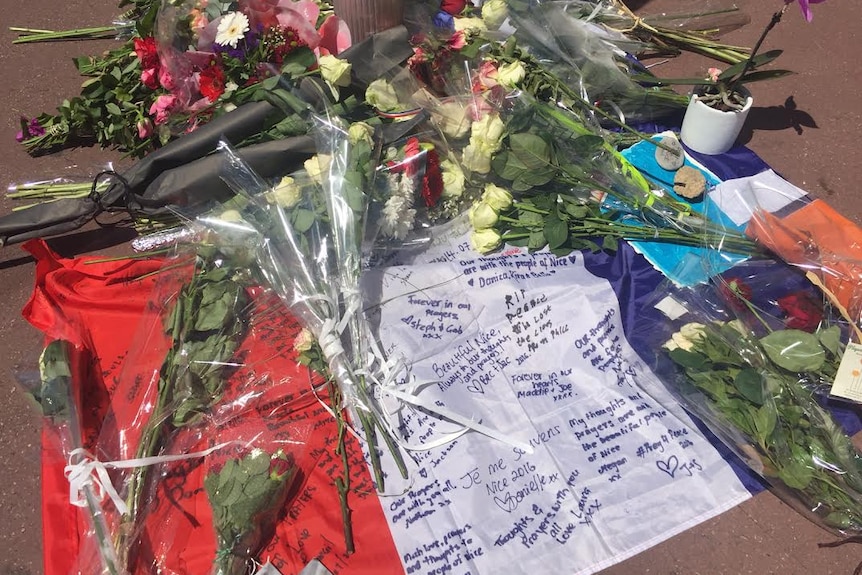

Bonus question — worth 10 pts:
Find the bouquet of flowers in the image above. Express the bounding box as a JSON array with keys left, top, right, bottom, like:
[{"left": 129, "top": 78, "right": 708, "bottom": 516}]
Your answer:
[
  {"left": 16, "top": 0, "right": 350, "bottom": 157},
  {"left": 653, "top": 260, "right": 862, "bottom": 535}
]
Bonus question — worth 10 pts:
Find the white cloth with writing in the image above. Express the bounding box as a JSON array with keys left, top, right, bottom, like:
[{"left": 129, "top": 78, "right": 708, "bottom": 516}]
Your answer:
[{"left": 361, "top": 224, "right": 751, "bottom": 575}]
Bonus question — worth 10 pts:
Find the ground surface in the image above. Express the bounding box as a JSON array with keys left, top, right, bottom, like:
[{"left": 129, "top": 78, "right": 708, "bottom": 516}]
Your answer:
[{"left": 1, "top": 0, "right": 860, "bottom": 573}]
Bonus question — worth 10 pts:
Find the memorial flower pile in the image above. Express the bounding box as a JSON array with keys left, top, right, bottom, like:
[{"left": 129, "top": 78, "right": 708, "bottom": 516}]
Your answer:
[{"left": 16, "top": 0, "right": 348, "bottom": 157}]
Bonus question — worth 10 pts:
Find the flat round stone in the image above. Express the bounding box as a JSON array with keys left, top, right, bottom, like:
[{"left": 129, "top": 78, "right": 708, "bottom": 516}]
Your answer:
[
  {"left": 673, "top": 166, "right": 707, "bottom": 200},
  {"left": 655, "top": 134, "right": 685, "bottom": 171}
]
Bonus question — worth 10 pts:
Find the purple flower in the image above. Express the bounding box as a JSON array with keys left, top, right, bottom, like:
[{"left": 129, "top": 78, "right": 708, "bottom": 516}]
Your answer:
[
  {"left": 16, "top": 117, "right": 45, "bottom": 143},
  {"left": 786, "top": 0, "right": 826, "bottom": 22}
]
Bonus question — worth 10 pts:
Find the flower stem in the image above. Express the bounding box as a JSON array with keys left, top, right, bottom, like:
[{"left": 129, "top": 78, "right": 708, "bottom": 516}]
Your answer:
[{"left": 726, "top": 4, "right": 788, "bottom": 95}]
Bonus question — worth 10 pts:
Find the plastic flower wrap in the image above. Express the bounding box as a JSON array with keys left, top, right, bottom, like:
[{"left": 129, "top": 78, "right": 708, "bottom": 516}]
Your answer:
[
  {"left": 214, "top": 116, "right": 412, "bottom": 494},
  {"left": 640, "top": 259, "right": 862, "bottom": 535}
]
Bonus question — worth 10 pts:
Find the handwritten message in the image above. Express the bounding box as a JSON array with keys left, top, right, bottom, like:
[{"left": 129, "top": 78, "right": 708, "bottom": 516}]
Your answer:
[{"left": 363, "top": 249, "right": 751, "bottom": 575}]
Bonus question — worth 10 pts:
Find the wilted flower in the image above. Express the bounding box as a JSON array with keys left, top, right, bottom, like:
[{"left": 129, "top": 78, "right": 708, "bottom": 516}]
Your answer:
[
  {"left": 469, "top": 202, "right": 499, "bottom": 230},
  {"left": 470, "top": 228, "right": 502, "bottom": 254},
  {"left": 482, "top": 0, "right": 509, "bottom": 30},
  {"left": 293, "top": 328, "right": 315, "bottom": 352},
  {"left": 215, "top": 12, "right": 250, "bottom": 48},
  {"left": 366, "top": 78, "right": 401, "bottom": 112},
  {"left": 482, "top": 183, "right": 513, "bottom": 211}
]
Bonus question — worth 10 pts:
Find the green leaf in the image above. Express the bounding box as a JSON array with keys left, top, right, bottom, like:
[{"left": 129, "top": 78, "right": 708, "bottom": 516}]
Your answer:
[
  {"left": 753, "top": 404, "right": 777, "bottom": 445},
  {"left": 778, "top": 457, "right": 813, "bottom": 490},
  {"left": 509, "top": 133, "right": 552, "bottom": 171},
  {"left": 669, "top": 348, "right": 708, "bottom": 370},
  {"left": 565, "top": 203, "right": 589, "bottom": 220},
  {"left": 527, "top": 230, "right": 546, "bottom": 250},
  {"left": 719, "top": 49, "right": 783, "bottom": 80},
  {"left": 292, "top": 208, "right": 315, "bottom": 233},
  {"left": 499, "top": 152, "right": 530, "bottom": 181},
  {"left": 543, "top": 216, "right": 568, "bottom": 249},
  {"left": 513, "top": 166, "right": 556, "bottom": 191},
  {"left": 569, "top": 135, "right": 604, "bottom": 156},
  {"left": 601, "top": 235, "right": 618, "bottom": 252},
  {"left": 760, "top": 330, "right": 826, "bottom": 372},
  {"left": 733, "top": 368, "right": 764, "bottom": 405},
  {"left": 105, "top": 102, "right": 122, "bottom": 116},
  {"left": 817, "top": 326, "right": 843, "bottom": 357}
]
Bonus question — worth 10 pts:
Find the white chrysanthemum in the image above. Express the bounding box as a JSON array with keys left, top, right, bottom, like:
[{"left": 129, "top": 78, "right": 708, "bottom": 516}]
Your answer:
[
  {"left": 216, "top": 12, "right": 250, "bottom": 48},
  {"left": 379, "top": 173, "right": 417, "bottom": 239}
]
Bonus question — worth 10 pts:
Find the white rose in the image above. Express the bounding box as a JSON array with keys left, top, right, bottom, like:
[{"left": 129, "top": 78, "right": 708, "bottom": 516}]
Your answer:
[
  {"left": 454, "top": 17, "right": 487, "bottom": 33},
  {"left": 304, "top": 154, "right": 331, "bottom": 186},
  {"left": 268, "top": 176, "right": 302, "bottom": 208},
  {"left": 441, "top": 159, "right": 466, "bottom": 198},
  {"left": 318, "top": 54, "right": 352, "bottom": 87},
  {"left": 482, "top": 183, "right": 513, "bottom": 211},
  {"left": 434, "top": 101, "right": 471, "bottom": 139},
  {"left": 664, "top": 322, "right": 706, "bottom": 352},
  {"left": 462, "top": 142, "right": 492, "bottom": 174},
  {"left": 469, "top": 201, "right": 499, "bottom": 230},
  {"left": 470, "top": 113, "right": 505, "bottom": 151},
  {"left": 496, "top": 61, "right": 526, "bottom": 89},
  {"left": 348, "top": 122, "right": 375, "bottom": 146},
  {"left": 470, "top": 228, "right": 502, "bottom": 254},
  {"left": 481, "top": 0, "right": 508, "bottom": 30},
  {"left": 365, "top": 78, "right": 401, "bottom": 112}
]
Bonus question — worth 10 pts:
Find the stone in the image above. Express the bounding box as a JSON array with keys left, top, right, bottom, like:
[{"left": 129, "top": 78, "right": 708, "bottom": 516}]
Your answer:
[
  {"left": 673, "top": 166, "right": 707, "bottom": 200},
  {"left": 655, "top": 134, "right": 685, "bottom": 171}
]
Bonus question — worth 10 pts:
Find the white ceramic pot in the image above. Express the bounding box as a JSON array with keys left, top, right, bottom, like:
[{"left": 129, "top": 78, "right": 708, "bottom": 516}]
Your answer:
[
  {"left": 680, "top": 89, "right": 753, "bottom": 155},
  {"left": 333, "top": 0, "right": 404, "bottom": 43}
]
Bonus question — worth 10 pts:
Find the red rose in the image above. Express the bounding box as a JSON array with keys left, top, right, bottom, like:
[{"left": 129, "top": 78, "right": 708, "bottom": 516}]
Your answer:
[
  {"left": 421, "top": 148, "right": 443, "bottom": 207},
  {"left": 269, "top": 454, "right": 293, "bottom": 481},
  {"left": 440, "top": 0, "right": 467, "bottom": 15},
  {"left": 718, "top": 277, "right": 753, "bottom": 312},
  {"left": 199, "top": 63, "right": 226, "bottom": 102},
  {"left": 133, "top": 37, "right": 160, "bottom": 70},
  {"left": 777, "top": 292, "right": 823, "bottom": 332}
]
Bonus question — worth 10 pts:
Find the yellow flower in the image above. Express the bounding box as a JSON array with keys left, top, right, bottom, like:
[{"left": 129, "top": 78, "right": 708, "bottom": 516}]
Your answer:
[{"left": 664, "top": 322, "right": 706, "bottom": 352}]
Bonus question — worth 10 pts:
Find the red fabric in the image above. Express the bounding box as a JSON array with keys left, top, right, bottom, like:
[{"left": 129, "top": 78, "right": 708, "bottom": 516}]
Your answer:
[{"left": 22, "top": 240, "right": 403, "bottom": 575}]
